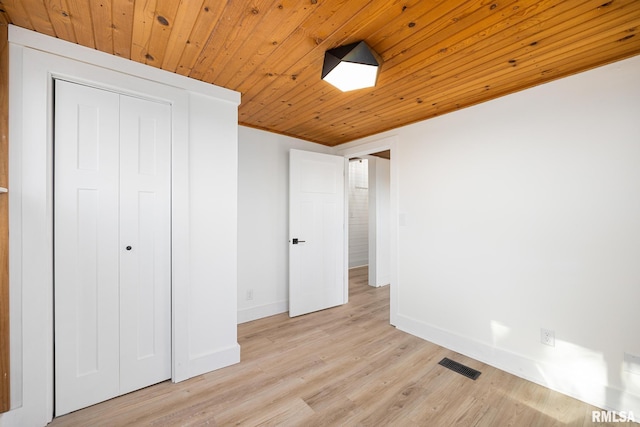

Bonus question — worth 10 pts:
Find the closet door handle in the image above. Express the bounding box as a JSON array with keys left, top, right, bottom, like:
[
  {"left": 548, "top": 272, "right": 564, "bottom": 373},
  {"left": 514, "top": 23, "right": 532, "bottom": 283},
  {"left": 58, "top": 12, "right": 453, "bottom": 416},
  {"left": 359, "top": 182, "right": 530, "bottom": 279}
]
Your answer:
[{"left": 126, "top": 246, "right": 132, "bottom": 251}]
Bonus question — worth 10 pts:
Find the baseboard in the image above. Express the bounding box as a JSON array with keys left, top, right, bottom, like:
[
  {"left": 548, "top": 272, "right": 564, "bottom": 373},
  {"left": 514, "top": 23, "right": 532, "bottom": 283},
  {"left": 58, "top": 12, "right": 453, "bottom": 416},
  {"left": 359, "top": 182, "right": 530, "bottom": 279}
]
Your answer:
[
  {"left": 371, "top": 282, "right": 390, "bottom": 288},
  {"left": 187, "top": 343, "right": 241, "bottom": 378},
  {"left": 395, "top": 313, "right": 640, "bottom": 415},
  {"left": 374, "top": 274, "right": 390, "bottom": 287},
  {"left": 349, "top": 264, "right": 368, "bottom": 269},
  {"left": 238, "top": 300, "right": 288, "bottom": 324},
  {"left": 0, "top": 402, "right": 52, "bottom": 427}
]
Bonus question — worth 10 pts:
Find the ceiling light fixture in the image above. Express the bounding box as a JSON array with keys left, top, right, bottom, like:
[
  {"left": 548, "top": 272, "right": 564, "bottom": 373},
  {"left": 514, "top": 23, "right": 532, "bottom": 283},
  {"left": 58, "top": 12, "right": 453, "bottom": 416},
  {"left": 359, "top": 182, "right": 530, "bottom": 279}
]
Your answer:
[{"left": 321, "top": 41, "right": 382, "bottom": 92}]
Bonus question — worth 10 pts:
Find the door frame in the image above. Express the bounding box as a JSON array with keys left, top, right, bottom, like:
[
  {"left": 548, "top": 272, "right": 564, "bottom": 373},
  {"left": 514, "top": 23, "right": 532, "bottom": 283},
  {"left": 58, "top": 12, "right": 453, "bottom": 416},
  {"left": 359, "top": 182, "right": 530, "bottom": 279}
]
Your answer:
[
  {"left": 11, "top": 64, "right": 184, "bottom": 420},
  {"left": 334, "top": 136, "right": 399, "bottom": 326}
]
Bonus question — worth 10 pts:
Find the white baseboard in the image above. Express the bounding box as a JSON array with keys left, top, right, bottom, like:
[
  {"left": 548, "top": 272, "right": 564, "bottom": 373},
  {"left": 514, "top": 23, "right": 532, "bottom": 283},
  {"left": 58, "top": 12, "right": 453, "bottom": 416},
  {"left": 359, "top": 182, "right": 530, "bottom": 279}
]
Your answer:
[
  {"left": 238, "top": 300, "right": 288, "bottom": 324},
  {"left": 371, "top": 282, "right": 390, "bottom": 288},
  {"left": 395, "top": 313, "right": 640, "bottom": 415},
  {"left": 186, "top": 344, "right": 241, "bottom": 378}
]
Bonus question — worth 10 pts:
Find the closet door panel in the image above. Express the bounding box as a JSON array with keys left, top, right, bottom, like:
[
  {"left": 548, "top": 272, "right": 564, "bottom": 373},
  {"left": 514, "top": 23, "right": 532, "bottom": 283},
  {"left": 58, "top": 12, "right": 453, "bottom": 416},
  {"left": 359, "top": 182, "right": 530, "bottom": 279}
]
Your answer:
[
  {"left": 118, "top": 95, "right": 172, "bottom": 394},
  {"left": 54, "top": 80, "right": 120, "bottom": 416}
]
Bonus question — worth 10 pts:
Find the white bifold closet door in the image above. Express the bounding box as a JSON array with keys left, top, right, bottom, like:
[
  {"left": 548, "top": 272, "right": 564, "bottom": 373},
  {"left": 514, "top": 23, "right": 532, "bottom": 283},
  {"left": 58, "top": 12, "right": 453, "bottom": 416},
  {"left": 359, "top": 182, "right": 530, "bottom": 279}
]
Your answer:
[{"left": 54, "top": 80, "right": 171, "bottom": 416}]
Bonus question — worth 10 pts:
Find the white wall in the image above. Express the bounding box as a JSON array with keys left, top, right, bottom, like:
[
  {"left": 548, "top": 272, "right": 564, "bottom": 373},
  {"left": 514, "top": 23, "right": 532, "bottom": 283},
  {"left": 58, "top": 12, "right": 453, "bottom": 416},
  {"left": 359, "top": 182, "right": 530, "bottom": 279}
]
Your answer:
[
  {"left": 339, "top": 55, "right": 640, "bottom": 415},
  {"left": 3, "top": 26, "right": 240, "bottom": 427},
  {"left": 368, "top": 157, "right": 390, "bottom": 287},
  {"left": 348, "top": 159, "right": 369, "bottom": 268},
  {"left": 237, "top": 126, "right": 331, "bottom": 323}
]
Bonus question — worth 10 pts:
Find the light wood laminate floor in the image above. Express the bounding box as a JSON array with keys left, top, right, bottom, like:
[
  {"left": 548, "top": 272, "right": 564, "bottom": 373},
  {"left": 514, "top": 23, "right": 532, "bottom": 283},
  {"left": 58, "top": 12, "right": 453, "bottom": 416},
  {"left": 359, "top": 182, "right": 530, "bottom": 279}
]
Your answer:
[{"left": 49, "top": 267, "right": 627, "bottom": 426}]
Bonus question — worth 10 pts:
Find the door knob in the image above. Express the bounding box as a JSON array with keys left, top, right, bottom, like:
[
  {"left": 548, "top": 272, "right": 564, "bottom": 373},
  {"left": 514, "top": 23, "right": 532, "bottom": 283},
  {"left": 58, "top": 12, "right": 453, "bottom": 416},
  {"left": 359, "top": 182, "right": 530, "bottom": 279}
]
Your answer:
[
  {"left": 292, "top": 238, "right": 306, "bottom": 244},
  {"left": 126, "top": 246, "right": 132, "bottom": 251}
]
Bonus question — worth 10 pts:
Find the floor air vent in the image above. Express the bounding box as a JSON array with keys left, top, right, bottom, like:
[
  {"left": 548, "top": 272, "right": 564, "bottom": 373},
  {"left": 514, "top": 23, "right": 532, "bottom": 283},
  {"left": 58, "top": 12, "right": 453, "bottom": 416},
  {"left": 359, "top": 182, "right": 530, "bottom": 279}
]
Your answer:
[{"left": 438, "top": 357, "right": 481, "bottom": 380}]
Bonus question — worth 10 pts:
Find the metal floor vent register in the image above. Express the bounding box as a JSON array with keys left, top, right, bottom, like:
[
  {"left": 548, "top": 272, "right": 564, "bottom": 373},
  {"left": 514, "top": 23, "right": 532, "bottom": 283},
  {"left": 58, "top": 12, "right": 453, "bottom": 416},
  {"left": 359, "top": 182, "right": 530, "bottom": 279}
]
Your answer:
[{"left": 438, "top": 357, "right": 482, "bottom": 380}]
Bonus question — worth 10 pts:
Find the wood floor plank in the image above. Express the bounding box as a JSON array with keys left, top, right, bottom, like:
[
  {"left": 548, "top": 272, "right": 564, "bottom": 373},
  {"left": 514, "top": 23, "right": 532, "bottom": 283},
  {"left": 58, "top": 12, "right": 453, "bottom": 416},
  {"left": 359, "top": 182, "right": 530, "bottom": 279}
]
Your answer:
[{"left": 48, "top": 266, "right": 634, "bottom": 426}]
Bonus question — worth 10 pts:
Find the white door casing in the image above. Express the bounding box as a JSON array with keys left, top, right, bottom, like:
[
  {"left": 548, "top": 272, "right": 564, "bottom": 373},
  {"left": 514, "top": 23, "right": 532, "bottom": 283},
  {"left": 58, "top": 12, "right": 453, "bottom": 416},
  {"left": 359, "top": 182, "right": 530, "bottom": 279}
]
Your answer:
[
  {"left": 54, "top": 80, "right": 171, "bottom": 415},
  {"left": 289, "top": 149, "right": 345, "bottom": 317}
]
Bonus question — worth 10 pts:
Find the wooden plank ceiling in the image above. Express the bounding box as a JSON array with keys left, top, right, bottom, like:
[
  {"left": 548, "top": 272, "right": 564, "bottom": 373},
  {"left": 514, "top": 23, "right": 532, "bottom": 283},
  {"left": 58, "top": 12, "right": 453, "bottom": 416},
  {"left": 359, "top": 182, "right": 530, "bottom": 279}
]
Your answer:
[{"left": 1, "top": 0, "right": 639, "bottom": 146}]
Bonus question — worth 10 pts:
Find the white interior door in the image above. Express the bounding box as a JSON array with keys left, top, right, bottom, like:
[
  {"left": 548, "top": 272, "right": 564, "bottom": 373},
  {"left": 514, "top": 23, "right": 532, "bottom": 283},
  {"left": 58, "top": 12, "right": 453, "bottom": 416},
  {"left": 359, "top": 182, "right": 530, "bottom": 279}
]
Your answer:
[
  {"left": 54, "top": 80, "right": 121, "bottom": 415},
  {"left": 54, "top": 80, "right": 171, "bottom": 415},
  {"left": 289, "top": 149, "right": 345, "bottom": 317},
  {"left": 118, "top": 95, "right": 172, "bottom": 394}
]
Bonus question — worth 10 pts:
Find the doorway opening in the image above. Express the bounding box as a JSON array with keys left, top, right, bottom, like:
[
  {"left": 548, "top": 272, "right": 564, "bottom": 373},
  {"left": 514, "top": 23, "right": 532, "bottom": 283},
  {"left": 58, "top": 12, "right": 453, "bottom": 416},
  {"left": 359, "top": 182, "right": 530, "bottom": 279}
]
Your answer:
[{"left": 347, "top": 150, "right": 391, "bottom": 293}]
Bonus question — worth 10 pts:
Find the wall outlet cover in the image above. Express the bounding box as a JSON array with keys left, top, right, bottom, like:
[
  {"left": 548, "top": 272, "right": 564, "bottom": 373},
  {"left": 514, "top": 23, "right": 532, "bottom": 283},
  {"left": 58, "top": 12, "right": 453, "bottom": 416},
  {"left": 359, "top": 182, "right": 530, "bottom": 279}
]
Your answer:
[{"left": 541, "top": 328, "right": 555, "bottom": 347}]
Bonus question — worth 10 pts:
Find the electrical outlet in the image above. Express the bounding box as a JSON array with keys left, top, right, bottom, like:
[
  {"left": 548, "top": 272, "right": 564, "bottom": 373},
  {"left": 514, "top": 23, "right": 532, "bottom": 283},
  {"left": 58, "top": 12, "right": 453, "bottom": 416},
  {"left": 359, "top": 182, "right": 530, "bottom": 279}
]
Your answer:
[
  {"left": 246, "top": 289, "right": 254, "bottom": 301},
  {"left": 541, "top": 328, "right": 555, "bottom": 347}
]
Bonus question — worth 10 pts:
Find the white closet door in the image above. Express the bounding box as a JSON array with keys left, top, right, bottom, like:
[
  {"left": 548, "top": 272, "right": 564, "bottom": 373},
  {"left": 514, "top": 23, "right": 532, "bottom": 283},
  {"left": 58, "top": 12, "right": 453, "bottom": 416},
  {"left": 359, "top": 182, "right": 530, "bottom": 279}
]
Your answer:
[
  {"left": 55, "top": 81, "right": 172, "bottom": 415},
  {"left": 118, "top": 95, "right": 172, "bottom": 394},
  {"left": 54, "top": 80, "right": 121, "bottom": 415}
]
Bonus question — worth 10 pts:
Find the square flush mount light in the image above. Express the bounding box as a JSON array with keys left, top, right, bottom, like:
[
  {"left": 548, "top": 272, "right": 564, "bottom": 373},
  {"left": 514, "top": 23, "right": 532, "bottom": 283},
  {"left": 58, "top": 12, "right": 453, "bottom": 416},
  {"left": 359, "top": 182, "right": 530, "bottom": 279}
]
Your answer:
[{"left": 322, "top": 41, "right": 382, "bottom": 92}]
